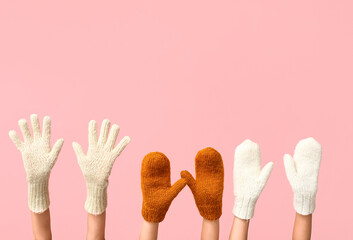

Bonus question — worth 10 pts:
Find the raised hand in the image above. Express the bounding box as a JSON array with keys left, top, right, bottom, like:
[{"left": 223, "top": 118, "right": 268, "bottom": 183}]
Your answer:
[
  {"left": 9, "top": 114, "right": 64, "bottom": 213},
  {"left": 284, "top": 137, "right": 322, "bottom": 215},
  {"left": 73, "top": 119, "right": 130, "bottom": 215},
  {"left": 181, "top": 147, "right": 224, "bottom": 220},
  {"left": 141, "top": 152, "right": 186, "bottom": 222},
  {"left": 233, "top": 140, "right": 273, "bottom": 220}
]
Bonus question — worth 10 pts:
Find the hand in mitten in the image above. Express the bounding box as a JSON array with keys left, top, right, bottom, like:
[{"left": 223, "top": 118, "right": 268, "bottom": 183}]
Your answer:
[
  {"left": 73, "top": 119, "right": 130, "bottom": 215},
  {"left": 141, "top": 152, "right": 186, "bottom": 222},
  {"left": 181, "top": 147, "right": 224, "bottom": 220},
  {"left": 284, "top": 137, "right": 322, "bottom": 215},
  {"left": 233, "top": 140, "right": 273, "bottom": 220},
  {"left": 9, "top": 114, "right": 64, "bottom": 213}
]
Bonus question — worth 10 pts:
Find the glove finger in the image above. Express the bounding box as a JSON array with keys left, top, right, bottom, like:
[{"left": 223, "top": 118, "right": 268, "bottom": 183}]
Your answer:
[
  {"left": 49, "top": 138, "right": 64, "bottom": 166},
  {"left": 9, "top": 130, "right": 23, "bottom": 151},
  {"left": 42, "top": 116, "right": 51, "bottom": 140},
  {"left": 168, "top": 178, "right": 187, "bottom": 200},
  {"left": 105, "top": 124, "right": 120, "bottom": 150},
  {"left": 258, "top": 162, "right": 274, "bottom": 188},
  {"left": 283, "top": 154, "right": 296, "bottom": 184},
  {"left": 180, "top": 170, "right": 196, "bottom": 193},
  {"left": 88, "top": 120, "right": 97, "bottom": 146},
  {"left": 18, "top": 119, "right": 32, "bottom": 142},
  {"left": 98, "top": 119, "right": 110, "bottom": 146},
  {"left": 234, "top": 139, "right": 261, "bottom": 171},
  {"left": 112, "top": 136, "right": 130, "bottom": 159},
  {"left": 72, "top": 142, "right": 85, "bottom": 159},
  {"left": 30, "top": 114, "right": 41, "bottom": 139}
]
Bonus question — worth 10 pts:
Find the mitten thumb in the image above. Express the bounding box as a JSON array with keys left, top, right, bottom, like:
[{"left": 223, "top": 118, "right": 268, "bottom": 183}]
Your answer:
[
  {"left": 180, "top": 170, "right": 196, "bottom": 193},
  {"left": 283, "top": 154, "right": 296, "bottom": 184},
  {"left": 168, "top": 178, "right": 187, "bottom": 200},
  {"left": 258, "top": 162, "right": 274, "bottom": 187}
]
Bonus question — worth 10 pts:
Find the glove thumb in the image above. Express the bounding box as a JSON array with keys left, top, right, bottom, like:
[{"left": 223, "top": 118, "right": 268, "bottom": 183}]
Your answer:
[
  {"left": 180, "top": 170, "right": 196, "bottom": 193},
  {"left": 283, "top": 154, "right": 296, "bottom": 185}
]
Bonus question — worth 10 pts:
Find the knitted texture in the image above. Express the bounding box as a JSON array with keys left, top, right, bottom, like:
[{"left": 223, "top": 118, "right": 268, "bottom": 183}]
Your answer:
[
  {"left": 9, "top": 114, "right": 64, "bottom": 213},
  {"left": 284, "top": 137, "right": 322, "bottom": 215},
  {"left": 233, "top": 140, "right": 274, "bottom": 220},
  {"left": 73, "top": 119, "right": 130, "bottom": 215},
  {"left": 181, "top": 147, "right": 224, "bottom": 220},
  {"left": 141, "top": 152, "right": 187, "bottom": 223}
]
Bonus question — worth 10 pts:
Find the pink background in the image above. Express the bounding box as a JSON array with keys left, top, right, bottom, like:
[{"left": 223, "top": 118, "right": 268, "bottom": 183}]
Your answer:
[{"left": 0, "top": 0, "right": 352, "bottom": 239}]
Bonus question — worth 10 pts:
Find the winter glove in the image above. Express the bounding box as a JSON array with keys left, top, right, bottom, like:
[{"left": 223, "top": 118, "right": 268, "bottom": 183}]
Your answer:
[
  {"left": 141, "top": 152, "right": 186, "bottom": 222},
  {"left": 181, "top": 147, "right": 224, "bottom": 220},
  {"left": 9, "top": 114, "right": 64, "bottom": 213},
  {"left": 73, "top": 119, "right": 130, "bottom": 215},
  {"left": 233, "top": 140, "right": 274, "bottom": 220},
  {"left": 283, "top": 137, "right": 322, "bottom": 215}
]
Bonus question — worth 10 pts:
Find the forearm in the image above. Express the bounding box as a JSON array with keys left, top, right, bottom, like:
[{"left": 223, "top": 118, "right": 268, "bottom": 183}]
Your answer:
[
  {"left": 292, "top": 213, "right": 312, "bottom": 240},
  {"left": 139, "top": 220, "right": 159, "bottom": 240},
  {"left": 31, "top": 209, "right": 52, "bottom": 240},
  {"left": 201, "top": 219, "right": 219, "bottom": 240},
  {"left": 229, "top": 216, "right": 249, "bottom": 240},
  {"left": 87, "top": 212, "right": 106, "bottom": 240}
]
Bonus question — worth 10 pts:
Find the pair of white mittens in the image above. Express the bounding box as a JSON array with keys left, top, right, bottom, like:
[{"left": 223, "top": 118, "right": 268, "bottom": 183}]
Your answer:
[
  {"left": 233, "top": 138, "right": 322, "bottom": 220},
  {"left": 9, "top": 115, "right": 130, "bottom": 215}
]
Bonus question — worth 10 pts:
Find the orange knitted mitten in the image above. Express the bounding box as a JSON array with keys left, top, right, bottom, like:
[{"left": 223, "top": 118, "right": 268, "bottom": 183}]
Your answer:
[
  {"left": 181, "top": 147, "right": 224, "bottom": 220},
  {"left": 141, "top": 152, "right": 187, "bottom": 222}
]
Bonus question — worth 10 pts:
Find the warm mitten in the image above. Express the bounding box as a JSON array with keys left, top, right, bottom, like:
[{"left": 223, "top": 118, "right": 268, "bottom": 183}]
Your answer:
[
  {"left": 9, "top": 114, "right": 64, "bottom": 213},
  {"left": 283, "top": 137, "right": 322, "bottom": 215},
  {"left": 141, "top": 152, "right": 187, "bottom": 222},
  {"left": 233, "top": 140, "right": 274, "bottom": 220},
  {"left": 72, "top": 119, "right": 130, "bottom": 215},
  {"left": 181, "top": 147, "right": 224, "bottom": 220}
]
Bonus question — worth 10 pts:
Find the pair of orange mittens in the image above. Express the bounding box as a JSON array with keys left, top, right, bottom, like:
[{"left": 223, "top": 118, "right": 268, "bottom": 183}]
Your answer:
[{"left": 141, "top": 147, "right": 224, "bottom": 222}]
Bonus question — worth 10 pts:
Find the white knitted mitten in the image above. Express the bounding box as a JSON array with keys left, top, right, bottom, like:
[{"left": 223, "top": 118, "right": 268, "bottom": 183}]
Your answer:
[
  {"left": 9, "top": 114, "right": 64, "bottom": 213},
  {"left": 233, "top": 140, "right": 274, "bottom": 219},
  {"left": 73, "top": 119, "right": 130, "bottom": 215},
  {"left": 284, "top": 137, "right": 322, "bottom": 215}
]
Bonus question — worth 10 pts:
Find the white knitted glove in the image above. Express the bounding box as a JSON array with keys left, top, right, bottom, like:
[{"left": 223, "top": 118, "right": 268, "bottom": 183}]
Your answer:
[
  {"left": 233, "top": 140, "right": 274, "bottom": 219},
  {"left": 72, "top": 119, "right": 130, "bottom": 215},
  {"left": 284, "top": 137, "right": 322, "bottom": 215},
  {"left": 9, "top": 114, "right": 64, "bottom": 213}
]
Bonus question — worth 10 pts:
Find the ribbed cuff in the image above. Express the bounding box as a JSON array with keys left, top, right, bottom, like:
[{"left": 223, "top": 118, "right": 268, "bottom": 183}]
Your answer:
[
  {"left": 85, "top": 183, "right": 107, "bottom": 215},
  {"left": 28, "top": 180, "right": 50, "bottom": 213},
  {"left": 294, "top": 192, "right": 316, "bottom": 215},
  {"left": 232, "top": 196, "right": 258, "bottom": 220}
]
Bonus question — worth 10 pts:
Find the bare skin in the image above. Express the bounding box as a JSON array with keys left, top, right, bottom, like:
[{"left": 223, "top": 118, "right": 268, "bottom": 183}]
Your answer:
[
  {"left": 139, "top": 220, "right": 159, "bottom": 240},
  {"left": 293, "top": 213, "right": 312, "bottom": 240},
  {"left": 229, "top": 217, "right": 249, "bottom": 240},
  {"left": 87, "top": 212, "right": 106, "bottom": 240},
  {"left": 201, "top": 219, "right": 219, "bottom": 240},
  {"left": 31, "top": 209, "right": 52, "bottom": 240}
]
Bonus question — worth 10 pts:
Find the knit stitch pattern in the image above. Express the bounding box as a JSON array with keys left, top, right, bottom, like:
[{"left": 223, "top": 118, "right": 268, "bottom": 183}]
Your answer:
[
  {"left": 73, "top": 119, "right": 130, "bottom": 215},
  {"left": 141, "top": 152, "right": 187, "bottom": 223},
  {"left": 9, "top": 114, "right": 64, "bottom": 213},
  {"left": 283, "top": 137, "right": 322, "bottom": 215},
  {"left": 181, "top": 147, "right": 224, "bottom": 220},
  {"left": 233, "top": 140, "right": 274, "bottom": 220}
]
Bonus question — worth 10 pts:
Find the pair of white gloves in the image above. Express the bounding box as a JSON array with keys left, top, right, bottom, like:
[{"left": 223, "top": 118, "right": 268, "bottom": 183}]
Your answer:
[
  {"left": 233, "top": 138, "right": 322, "bottom": 219},
  {"left": 9, "top": 114, "right": 130, "bottom": 215}
]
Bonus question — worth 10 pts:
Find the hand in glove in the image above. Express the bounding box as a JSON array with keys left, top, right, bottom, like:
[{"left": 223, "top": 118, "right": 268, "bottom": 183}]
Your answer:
[
  {"left": 181, "top": 147, "right": 224, "bottom": 220},
  {"left": 141, "top": 152, "right": 186, "bottom": 222},
  {"left": 284, "top": 137, "right": 322, "bottom": 215},
  {"left": 73, "top": 119, "right": 130, "bottom": 215},
  {"left": 233, "top": 140, "right": 273, "bottom": 220},
  {"left": 9, "top": 114, "right": 64, "bottom": 213}
]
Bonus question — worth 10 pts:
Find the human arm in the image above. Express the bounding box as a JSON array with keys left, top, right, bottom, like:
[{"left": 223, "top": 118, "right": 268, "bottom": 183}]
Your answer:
[
  {"left": 229, "top": 217, "right": 249, "bottom": 240},
  {"left": 139, "top": 220, "right": 159, "bottom": 240},
  {"left": 201, "top": 219, "right": 219, "bottom": 240},
  {"left": 31, "top": 209, "right": 52, "bottom": 240},
  {"left": 292, "top": 213, "right": 312, "bottom": 240},
  {"left": 87, "top": 212, "right": 106, "bottom": 240}
]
